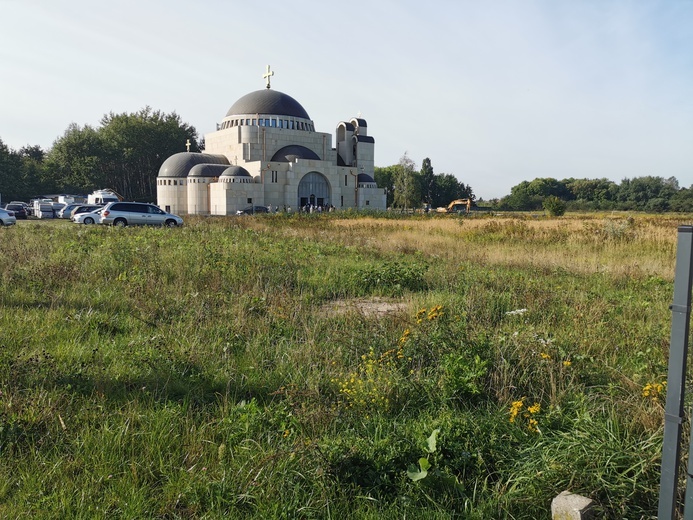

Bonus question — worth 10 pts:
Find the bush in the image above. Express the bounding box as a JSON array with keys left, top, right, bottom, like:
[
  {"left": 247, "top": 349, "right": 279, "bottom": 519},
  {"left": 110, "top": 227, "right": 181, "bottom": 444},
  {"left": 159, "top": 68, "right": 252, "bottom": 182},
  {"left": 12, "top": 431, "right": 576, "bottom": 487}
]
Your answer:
[{"left": 542, "top": 196, "right": 566, "bottom": 216}]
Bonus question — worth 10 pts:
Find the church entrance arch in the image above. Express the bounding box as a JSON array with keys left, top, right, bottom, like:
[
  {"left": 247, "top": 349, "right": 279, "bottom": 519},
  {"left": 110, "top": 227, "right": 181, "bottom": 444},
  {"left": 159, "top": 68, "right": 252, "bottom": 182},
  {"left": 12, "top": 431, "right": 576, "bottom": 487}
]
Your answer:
[{"left": 298, "top": 171, "right": 331, "bottom": 210}]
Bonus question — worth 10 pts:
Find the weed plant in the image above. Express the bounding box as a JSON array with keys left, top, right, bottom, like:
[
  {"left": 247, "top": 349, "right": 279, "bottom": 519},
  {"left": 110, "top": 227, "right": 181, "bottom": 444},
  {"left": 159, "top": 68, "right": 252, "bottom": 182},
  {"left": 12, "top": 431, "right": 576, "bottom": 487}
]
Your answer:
[{"left": 0, "top": 213, "right": 687, "bottom": 518}]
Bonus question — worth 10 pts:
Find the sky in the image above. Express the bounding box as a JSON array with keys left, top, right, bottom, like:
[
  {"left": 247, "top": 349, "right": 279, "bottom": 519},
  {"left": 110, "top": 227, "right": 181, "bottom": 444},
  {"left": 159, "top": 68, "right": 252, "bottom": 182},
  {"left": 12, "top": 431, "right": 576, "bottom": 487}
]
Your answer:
[{"left": 1, "top": 0, "right": 691, "bottom": 199}]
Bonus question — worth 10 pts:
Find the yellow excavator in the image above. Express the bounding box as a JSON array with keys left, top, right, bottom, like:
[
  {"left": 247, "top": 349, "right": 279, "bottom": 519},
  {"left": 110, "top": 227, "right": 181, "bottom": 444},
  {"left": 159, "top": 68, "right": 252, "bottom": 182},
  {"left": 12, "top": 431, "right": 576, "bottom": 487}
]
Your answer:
[{"left": 436, "top": 198, "right": 474, "bottom": 214}]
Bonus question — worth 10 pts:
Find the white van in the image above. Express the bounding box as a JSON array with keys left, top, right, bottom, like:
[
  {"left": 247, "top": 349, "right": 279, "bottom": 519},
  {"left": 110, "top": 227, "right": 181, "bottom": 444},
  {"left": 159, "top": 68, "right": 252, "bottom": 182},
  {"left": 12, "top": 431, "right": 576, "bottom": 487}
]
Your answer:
[
  {"left": 87, "top": 189, "right": 120, "bottom": 205},
  {"left": 33, "top": 199, "right": 55, "bottom": 219}
]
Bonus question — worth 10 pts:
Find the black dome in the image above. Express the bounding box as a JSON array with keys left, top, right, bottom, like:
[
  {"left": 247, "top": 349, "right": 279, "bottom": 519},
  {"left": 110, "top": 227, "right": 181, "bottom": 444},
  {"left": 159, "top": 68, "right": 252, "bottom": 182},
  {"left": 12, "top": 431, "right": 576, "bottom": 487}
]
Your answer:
[
  {"left": 220, "top": 166, "right": 252, "bottom": 177},
  {"left": 226, "top": 89, "right": 311, "bottom": 120},
  {"left": 271, "top": 145, "right": 320, "bottom": 163},
  {"left": 189, "top": 164, "right": 230, "bottom": 177},
  {"left": 158, "top": 153, "right": 229, "bottom": 178}
]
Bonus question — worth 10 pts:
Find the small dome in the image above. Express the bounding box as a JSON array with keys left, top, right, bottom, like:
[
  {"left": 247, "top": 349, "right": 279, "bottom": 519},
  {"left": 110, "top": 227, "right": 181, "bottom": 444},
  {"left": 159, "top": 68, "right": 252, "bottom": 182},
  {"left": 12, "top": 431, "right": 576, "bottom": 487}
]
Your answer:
[
  {"left": 271, "top": 145, "right": 320, "bottom": 163},
  {"left": 358, "top": 173, "right": 375, "bottom": 183},
  {"left": 158, "top": 153, "right": 229, "bottom": 178},
  {"left": 220, "top": 166, "right": 252, "bottom": 177},
  {"left": 189, "top": 164, "right": 230, "bottom": 177},
  {"left": 226, "top": 89, "right": 311, "bottom": 120}
]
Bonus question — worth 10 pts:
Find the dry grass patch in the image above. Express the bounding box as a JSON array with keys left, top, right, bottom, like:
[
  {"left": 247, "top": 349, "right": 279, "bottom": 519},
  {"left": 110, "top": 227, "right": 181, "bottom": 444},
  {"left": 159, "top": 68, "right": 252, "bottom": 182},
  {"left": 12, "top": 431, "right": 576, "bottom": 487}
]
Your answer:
[{"left": 328, "top": 215, "right": 679, "bottom": 279}]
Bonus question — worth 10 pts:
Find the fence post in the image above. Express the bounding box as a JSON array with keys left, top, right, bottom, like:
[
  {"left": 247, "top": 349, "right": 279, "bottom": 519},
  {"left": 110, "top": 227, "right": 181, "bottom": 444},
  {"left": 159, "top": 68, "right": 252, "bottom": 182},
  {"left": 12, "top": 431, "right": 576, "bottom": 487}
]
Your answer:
[{"left": 659, "top": 226, "right": 693, "bottom": 519}]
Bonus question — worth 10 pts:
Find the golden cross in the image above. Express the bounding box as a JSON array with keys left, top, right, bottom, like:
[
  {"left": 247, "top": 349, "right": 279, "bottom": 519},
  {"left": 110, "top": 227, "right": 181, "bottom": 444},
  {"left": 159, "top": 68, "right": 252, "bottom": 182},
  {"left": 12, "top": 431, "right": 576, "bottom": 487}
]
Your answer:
[
  {"left": 263, "top": 65, "right": 274, "bottom": 89},
  {"left": 185, "top": 139, "right": 191, "bottom": 152}
]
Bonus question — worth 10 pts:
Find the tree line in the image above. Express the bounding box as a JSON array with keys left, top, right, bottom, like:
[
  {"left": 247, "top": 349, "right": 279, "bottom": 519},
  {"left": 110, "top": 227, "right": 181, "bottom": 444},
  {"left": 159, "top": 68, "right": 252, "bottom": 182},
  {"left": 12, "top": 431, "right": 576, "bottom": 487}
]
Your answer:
[
  {"left": 494, "top": 176, "right": 693, "bottom": 212},
  {"left": 0, "top": 107, "right": 199, "bottom": 203},
  {"left": 374, "top": 154, "right": 474, "bottom": 210},
  {"left": 2, "top": 109, "right": 689, "bottom": 213}
]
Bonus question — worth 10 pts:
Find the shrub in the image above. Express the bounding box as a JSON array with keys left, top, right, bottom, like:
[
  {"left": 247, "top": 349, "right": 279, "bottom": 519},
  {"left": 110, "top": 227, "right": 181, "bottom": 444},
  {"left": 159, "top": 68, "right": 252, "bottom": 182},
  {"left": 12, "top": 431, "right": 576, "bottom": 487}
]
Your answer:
[
  {"left": 350, "top": 261, "right": 429, "bottom": 295},
  {"left": 542, "top": 196, "right": 566, "bottom": 216}
]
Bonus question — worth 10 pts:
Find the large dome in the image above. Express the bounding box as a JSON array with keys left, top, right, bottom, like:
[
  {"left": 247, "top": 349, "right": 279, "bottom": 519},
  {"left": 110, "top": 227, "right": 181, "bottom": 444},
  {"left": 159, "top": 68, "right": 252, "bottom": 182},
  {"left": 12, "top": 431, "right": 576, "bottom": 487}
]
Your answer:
[
  {"left": 158, "top": 152, "right": 229, "bottom": 178},
  {"left": 226, "top": 89, "right": 310, "bottom": 120}
]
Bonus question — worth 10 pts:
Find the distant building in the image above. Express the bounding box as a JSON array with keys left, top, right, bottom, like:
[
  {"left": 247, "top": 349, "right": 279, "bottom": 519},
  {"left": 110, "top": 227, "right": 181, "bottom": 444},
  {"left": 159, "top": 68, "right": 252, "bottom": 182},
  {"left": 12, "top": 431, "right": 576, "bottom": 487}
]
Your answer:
[{"left": 157, "top": 67, "right": 386, "bottom": 215}]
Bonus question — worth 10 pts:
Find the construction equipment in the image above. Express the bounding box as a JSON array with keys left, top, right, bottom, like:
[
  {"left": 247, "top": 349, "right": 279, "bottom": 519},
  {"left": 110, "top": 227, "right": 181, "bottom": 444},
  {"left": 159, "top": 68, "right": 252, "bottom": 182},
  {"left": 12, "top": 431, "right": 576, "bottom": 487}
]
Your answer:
[{"left": 436, "top": 198, "right": 474, "bottom": 214}]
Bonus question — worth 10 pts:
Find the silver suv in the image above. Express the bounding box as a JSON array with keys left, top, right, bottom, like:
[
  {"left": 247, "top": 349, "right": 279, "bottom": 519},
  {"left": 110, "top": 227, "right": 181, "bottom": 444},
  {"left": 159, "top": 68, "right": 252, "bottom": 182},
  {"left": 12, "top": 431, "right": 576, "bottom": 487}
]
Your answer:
[{"left": 101, "top": 202, "right": 183, "bottom": 227}]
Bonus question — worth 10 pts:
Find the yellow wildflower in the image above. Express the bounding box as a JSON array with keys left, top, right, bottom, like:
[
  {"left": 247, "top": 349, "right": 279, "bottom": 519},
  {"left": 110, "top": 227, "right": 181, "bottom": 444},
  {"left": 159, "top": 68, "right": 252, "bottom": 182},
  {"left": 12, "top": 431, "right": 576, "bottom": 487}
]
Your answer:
[
  {"left": 509, "top": 398, "right": 525, "bottom": 423},
  {"left": 527, "top": 418, "right": 539, "bottom": 433},
  {"left": 527, "top": 403, "right": 541, "bottom": 414}
]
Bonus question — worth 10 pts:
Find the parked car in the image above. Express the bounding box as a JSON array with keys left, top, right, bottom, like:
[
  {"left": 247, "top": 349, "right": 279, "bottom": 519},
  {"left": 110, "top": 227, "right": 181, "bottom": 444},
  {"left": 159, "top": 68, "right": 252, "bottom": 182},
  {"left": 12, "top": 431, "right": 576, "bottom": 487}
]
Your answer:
[
  {"left": 100, "top": 202, "right": 183, "bottom": 227},
  {"left": 4, "top": 203, "right": 27, "bottom": 219},
  {"left": 59, "top": 203, "right": 85, "bottom": 219},
  {"left": 69, "top": 205, "right": 102, "bottom": 220},
  {"left": 10, "top": 201, "right": 31, "bottom": 216},
  {"left": 236, "top": 205, "right": 269, "bottom": 215},
  {"left": 73, "top": 208, "right": 103, "bottom": 225},
  {"left": 51, "top": 203, "right": 66, "bottom": 218},
  {"left": 0, "top": 208, "right": 17, "bottom": 226}
]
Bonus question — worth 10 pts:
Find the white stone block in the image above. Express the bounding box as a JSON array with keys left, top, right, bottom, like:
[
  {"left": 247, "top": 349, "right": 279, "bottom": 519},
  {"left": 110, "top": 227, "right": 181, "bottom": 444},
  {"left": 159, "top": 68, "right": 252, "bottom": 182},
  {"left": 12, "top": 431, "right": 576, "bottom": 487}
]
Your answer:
[{"left": 551, "top": 491, "right": 595, "bottom": 520}]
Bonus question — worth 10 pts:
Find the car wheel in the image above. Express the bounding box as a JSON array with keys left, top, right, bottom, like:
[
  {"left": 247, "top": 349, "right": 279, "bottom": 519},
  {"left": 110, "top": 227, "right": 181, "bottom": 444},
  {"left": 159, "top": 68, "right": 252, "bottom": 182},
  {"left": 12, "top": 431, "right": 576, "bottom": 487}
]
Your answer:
[
  {"left": 84, "top": 217, "right": 94, "bottom": 224},
  {"left": 165, "top": 219, "right": 177, "bottom": 228},
  {"left": 114, "top": 218, "right": 127, "bottom": 227}
]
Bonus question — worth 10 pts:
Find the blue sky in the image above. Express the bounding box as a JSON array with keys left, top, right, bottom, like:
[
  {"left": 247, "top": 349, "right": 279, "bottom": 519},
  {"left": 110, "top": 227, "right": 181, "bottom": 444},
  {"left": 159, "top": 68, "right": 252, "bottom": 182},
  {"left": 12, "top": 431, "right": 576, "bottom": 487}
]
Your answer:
[{"left": 1, "top": 0, "right": 691, "bottom": 199}]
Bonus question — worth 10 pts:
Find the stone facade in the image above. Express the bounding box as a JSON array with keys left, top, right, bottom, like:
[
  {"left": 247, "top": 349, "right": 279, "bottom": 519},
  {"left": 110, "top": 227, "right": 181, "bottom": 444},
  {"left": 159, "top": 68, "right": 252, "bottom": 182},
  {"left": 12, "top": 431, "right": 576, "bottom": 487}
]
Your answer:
[{"left": 157, "top": 76, "right": 385, "bottom": 215}]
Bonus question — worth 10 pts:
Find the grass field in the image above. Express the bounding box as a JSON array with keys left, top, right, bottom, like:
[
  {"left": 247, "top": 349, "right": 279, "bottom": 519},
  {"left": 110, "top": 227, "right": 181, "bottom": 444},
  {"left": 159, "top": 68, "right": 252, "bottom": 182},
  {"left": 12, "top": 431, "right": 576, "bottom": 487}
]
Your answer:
[{"left": 0, "top": 212, "right": 687, "bottom": 518}]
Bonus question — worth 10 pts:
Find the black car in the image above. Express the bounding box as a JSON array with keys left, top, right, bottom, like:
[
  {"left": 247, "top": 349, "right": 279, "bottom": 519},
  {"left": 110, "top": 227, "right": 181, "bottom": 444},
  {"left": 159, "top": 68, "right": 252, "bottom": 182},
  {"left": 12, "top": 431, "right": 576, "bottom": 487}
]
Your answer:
[
  {"left": 236, "top": 205, "right": 269, "bottom": 215},
  {"left": 4, "top": 203, "right": 27, "bottom": 219}
]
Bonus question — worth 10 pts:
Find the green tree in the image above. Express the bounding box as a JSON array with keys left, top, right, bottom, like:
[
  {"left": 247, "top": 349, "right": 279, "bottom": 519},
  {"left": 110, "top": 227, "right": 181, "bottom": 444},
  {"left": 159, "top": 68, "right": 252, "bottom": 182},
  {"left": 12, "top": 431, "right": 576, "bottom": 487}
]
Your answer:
[
  {"left": 526, "top": 178, "right": 572, "bottom": 199},
  {"left": 99, "top": 107, "right": 198, "bottom": 201},
  {"left": 392, "top": 152, "right": 421, "bottom": 210},
  {"left": 430, "top": 173, "right": 474, "bottom": 208},
  {"left": 44, "top": 107, "right": 198, "bottom": 202},
  {"left": 498, "top": 181, "right": 543, "bottom": 210},
  {"left": 670, "top": 186, "right": 693, "bottom": 212},
  {"left": 374, "top": 165, "right": 398, "bottom": 207},
  {"left": 0, "top": 140, "right": 48, "bottom": 201},
  {"left": 0, "top": 139, "right": 21, "bottom": 201},
  {"left": 45, "top": 124, "right": 108, "bottom": 194},
  {"left": 499, "top": 178, "right": 570, "bottom": 211},
  {"left": 18, "top": 145, "right": 48, "bottom": 198},
  {"left": 419, "top": 157, "right": 435, "bottom": 205},
  {"left": 617, "top": 176, "right": 677, "bottom": 211},
  {"left": 431, "top": 173, "right": 458, "bottom": 208},
  {"left": 564, "top": 178, "right": 618, "bottom": 205}
]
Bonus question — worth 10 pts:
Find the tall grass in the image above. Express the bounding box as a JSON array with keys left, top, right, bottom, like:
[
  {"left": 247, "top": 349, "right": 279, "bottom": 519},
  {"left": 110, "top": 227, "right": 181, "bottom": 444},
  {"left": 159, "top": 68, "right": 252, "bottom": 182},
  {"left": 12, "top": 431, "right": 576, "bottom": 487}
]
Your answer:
[{"left": 0, "top": 213, "right": 686, "bottom": 518}]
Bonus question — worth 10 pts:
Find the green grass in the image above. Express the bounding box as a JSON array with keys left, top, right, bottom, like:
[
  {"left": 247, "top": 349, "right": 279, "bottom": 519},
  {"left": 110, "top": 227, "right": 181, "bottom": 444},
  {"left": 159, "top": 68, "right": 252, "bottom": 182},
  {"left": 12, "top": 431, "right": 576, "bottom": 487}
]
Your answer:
[{"left": 0, "top": 214, "right": 682, "bottom": 518}]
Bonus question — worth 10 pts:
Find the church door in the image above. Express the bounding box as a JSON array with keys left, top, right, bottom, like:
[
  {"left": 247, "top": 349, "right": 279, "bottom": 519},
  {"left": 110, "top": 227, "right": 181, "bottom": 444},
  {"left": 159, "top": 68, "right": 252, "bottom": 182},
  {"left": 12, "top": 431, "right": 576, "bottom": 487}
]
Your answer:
[{"left": 298, "top": 172, "right": 330, "bottom": 209}]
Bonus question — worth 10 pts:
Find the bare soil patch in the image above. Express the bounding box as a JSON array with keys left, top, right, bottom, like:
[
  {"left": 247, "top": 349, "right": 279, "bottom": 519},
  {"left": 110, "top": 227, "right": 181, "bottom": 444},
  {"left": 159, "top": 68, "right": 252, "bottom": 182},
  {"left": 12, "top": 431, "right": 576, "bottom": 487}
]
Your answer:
[{"left": 321, "top": 297, "right": 409, "bottom": 318}]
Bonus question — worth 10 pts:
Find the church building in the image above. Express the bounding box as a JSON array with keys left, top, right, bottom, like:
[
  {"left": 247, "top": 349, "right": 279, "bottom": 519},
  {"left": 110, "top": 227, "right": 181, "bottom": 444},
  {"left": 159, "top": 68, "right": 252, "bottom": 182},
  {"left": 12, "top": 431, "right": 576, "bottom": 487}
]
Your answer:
[{"left": 156, "top": 67, "right": 386, "bottom": 215}]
